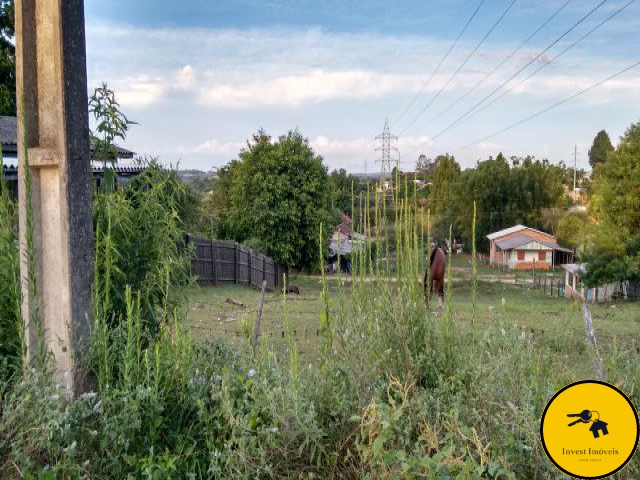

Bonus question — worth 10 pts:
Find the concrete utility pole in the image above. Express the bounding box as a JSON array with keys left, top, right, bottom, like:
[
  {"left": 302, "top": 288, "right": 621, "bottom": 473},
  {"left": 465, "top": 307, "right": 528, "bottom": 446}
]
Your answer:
[
  {"left": 573, "top": 144, "right": 578, "bottom": 192},
  {"left": 16, "top": 0, "right": 94, "bottom": 397}
]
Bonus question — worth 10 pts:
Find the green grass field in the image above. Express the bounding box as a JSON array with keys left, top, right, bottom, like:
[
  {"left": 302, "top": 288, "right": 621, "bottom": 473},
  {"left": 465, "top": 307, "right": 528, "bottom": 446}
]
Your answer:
[{"left": 179, "top": 254, "right": 640, "bottom": 372}]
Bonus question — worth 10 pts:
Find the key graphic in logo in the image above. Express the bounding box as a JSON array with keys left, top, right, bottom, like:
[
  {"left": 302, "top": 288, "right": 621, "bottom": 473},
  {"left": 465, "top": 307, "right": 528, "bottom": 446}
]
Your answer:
[{"left": 566, "top": 409, "right": 609, "bottom": 438}]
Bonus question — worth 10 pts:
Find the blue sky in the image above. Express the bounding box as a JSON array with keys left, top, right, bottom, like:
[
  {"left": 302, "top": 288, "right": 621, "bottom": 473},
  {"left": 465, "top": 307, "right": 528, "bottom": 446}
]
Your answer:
[{"left": 84, "top": 0, "right": 640, "bottom": 172}]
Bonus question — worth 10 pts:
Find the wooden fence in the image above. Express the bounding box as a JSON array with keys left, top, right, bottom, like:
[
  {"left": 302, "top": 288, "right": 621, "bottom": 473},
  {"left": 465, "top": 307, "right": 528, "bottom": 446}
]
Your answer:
[
  {"left": 185, "top": 235, "right": 285, "bottom": 291},
  {"left": 533, "top": 276, "right": 565, "bottom": 298},
  {"left": 534, "top": 276, "right": 640, "bottom": 302}
]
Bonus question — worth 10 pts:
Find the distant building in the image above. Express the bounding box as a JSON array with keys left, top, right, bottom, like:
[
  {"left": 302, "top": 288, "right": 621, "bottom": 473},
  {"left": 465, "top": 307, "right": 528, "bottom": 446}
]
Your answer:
[
  {"left": 487, "top": 224, "right": 573, "bottom": 270},
  {"left": 402, "top": 171, "right": 432, "bottom": 189},
  {"left": 563, "top": 263, "right": 640, "bottom": 303},
  {"left": 1, "top": 115, "right": 144, "bottom": 198}
]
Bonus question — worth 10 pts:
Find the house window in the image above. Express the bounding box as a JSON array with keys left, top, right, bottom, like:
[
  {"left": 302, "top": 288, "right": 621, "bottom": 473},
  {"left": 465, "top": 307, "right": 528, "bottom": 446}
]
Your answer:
[
  {"left": 538, "top": 251, "right": 546, "bottom": 261},
  {"left": 517, "top": 250, "right": 525, "bottom": 261}
]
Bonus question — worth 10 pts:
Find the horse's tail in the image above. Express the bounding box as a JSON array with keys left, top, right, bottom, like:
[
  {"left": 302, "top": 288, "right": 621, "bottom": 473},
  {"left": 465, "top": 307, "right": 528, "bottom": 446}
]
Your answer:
[{"left": 429, "top": 246, "right": 438, "bottom": 266}]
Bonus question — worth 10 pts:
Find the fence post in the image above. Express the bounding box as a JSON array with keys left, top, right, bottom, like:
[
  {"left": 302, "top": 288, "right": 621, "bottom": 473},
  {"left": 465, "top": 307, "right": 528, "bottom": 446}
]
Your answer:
[
  {"left": 234, "top": 243, "right": 238, "bottom": 284},
  {"left": 210, "top": 240, "right": 217, "bottom": 286},
  {"left": 263, "top": 256, "right": 267, "bottom": 285},
  {"left": 185, "top": 234, "right": 193, "bottom": 278},
  {"left": 252, "top": 280, "right": 267, "bottom": 351}
]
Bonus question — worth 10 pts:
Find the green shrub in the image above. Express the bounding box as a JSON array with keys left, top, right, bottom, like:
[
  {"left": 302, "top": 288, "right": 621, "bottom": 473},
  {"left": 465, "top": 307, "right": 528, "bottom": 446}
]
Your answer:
[
  {"left": 93, "top": 160, "right": 192, "bottom": 338},
  {"left": 0, "top": 158, "right": 22, "bottom": 385}
]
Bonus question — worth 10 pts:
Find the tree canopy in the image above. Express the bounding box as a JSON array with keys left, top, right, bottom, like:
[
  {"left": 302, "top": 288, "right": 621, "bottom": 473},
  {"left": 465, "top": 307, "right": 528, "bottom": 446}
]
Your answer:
[
  {"left": 588, "top": 129, "right": 614, "bottom": 169},
  {"left": 219, "top": 130, "right": 331, "bottom": 270},
  {"left": 429, "top": 154, "right": 461, "bottom": 218},
  {"left": 583, "top": 120, "right": 640, "bottom": 285},
  {"left": 439, "top": 154, "right": 565, "bottom": 250},
  {"left": 329, "top": 168, "right": 361, "bottom": 216}
]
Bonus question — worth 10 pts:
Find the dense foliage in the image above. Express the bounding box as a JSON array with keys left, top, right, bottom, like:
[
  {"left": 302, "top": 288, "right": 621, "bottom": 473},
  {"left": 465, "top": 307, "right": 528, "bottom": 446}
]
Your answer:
[
  {"left": 0, "top": 163, "right": 20, "bottom": 383},
  {"left": 583, "top": 120, "right": 640, "bottom": 285},
  {"left": 429, "top": 154, "right": 460, "bottom": 218},
  {"left": 217, "top": 130, "right": 332, "bottom": 270},
  {"left": 430, "top": 154, "right": 565, "bottom": 249},
  {"left": 588, "top": 129, "right": 614, "bottom": 169},
  {"left": 93, "top": 161, "right": 192, "bottom": 337},
  {"left": 330, "top": 168, "right": 362, "bottom": 216},
  {"left": 556, "top": 212, "right": 590, "bottom": 250}
]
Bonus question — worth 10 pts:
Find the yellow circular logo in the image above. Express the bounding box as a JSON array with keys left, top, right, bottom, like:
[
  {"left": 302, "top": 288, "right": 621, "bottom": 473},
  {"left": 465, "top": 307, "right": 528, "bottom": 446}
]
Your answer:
[{"left": 540, "top": 380, "right": 638, "bottom": 479}]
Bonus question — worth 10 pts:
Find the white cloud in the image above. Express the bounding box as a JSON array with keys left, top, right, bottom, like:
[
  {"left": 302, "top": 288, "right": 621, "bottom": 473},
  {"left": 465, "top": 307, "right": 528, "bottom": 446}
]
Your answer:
[
  {"left": 477, "top": 141, "right": 504, "bottom": 151},
  {"left": 116, "top": 76, "right": 165, "bottom": 108},
  {"left": 177, "top": 133, "right": 436, "bottom": 172},
  {"left": 510, "top": 73, "right": 640, "bottom": 100},
  {"left": 87, "top": 21, "right": 640, "bottom": 112},
  {"left": 108, "top": 64, "right": 199, "bottom": 109},
  {"left": 176, "top": 65, "right": 196, "bottom": 90},
  {"left": 199, "top": 70, "right": 426, "bottom": 108},
  {"left": 184, "top": 139, "right": 245, "bottom": 156},
  {"left": 84, "top": 21, "right": 640, "bottom": 171}
]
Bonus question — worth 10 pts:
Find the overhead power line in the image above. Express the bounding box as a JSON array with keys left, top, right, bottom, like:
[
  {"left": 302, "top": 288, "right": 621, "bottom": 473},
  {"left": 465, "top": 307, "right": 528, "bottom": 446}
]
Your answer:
[
  {"left": 434, "top": 0, "right": 635, "bottom": 139},
  {"left": 452, "top": 59, "right": 640, "bottom": 152},
  {"left": 428, "top": 0, "right": 610, "bottom": 142},
  {"left": 399, "top": 0, "right": 518, "bottom": 136},
  {"left": 417, "top": 0, "right": 571, "bottom": 134},
  {"left": 391, "top": 0, "right": 486, "bottom": 129}
]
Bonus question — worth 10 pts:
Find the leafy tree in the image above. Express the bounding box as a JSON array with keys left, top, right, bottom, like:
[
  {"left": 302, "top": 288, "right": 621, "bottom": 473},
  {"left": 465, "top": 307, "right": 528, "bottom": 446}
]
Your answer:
[
  {"left": 226, "top": 130, "right": 332, "bottom": 270},
  {"left": 584, "top": 120, "right": 640, "bottom": 284},
  {"left": 0, "top": 0, "right": 15, "bottom": 116},
  {"left": 429, "top": 154, "right": 460, "bottom": 217},
  {"left": 448, "top": 154, "right": 564, "bottom": 250},
  {"left": 206, "top": 161, "right": 239, "bottom": 216},
  {"left": 556, "top": 212, "right": 589, "bottom": 250},
  {"left": 588, "top": 129, "right": 614, "bottom": 169},
  {"left": 590, "top": 121, "right": 640, "bottom": 239},
  {"left": 329, "top": 168, "right": 360, "bottom": 215},
  {"left": 416, "top": 154, "right": 435, "bottom": 177}
]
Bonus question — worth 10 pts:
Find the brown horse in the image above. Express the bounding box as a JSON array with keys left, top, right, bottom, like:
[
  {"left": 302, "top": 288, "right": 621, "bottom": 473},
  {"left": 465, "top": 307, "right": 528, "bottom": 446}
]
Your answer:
[{"left": 423, "top": 245, "right": 446, "bottom": 306}]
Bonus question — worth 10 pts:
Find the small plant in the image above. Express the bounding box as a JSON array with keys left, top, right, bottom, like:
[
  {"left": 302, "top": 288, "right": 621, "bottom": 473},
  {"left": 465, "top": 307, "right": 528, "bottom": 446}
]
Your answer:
[{"left": 89, "top": 82, "right": 136, "bottom": 168}]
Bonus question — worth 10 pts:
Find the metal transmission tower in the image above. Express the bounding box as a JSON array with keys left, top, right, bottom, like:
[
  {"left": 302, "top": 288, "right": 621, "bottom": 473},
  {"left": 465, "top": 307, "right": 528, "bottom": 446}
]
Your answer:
[{"left": 375, "top": 118, "right": 398, "bottom": 188}]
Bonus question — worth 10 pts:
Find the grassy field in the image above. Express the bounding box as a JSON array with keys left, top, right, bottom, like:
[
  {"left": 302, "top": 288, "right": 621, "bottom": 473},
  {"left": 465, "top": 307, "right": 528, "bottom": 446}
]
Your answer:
[{"left": 179, "top": 254, "right": 640, "bottom": 371}]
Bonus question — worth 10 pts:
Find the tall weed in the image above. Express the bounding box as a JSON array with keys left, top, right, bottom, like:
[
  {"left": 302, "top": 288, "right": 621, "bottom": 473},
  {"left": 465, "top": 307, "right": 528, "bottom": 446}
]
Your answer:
[{"left": 0, "top": 155, "right": 22, "bottom": 384}]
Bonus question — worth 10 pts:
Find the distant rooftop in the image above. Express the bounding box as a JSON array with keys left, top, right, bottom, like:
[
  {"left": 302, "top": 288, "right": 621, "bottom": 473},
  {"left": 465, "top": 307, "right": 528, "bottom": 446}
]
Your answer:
[
  {"left": 486, "top": 224, "right": 554, "bottom": 241},
  {"left": 0, "top": 115, "right": 135, "bottom": 159},
  {"left": 495, "top": 233, "right": 573, "bottom": 253}
]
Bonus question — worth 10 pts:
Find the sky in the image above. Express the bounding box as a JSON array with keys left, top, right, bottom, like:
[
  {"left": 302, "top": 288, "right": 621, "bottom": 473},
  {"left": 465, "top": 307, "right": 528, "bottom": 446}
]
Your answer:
[{"left": 83, "top": 0, "right": 640, "bottom": 172}]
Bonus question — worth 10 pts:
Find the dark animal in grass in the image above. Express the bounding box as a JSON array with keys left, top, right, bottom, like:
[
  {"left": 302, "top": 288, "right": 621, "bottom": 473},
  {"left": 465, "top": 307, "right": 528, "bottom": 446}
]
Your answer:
[
  {"left": 423, "top": 245, "right": 446, "bottom": 306},
  {"left": 285, "top": 284, "right": 300, "bottom": 295}
]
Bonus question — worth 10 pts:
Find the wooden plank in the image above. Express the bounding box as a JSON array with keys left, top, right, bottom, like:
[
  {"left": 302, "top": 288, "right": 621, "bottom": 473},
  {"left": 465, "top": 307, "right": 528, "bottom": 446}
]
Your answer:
[{"left": 211, "top": 240, "right": 217, "bottom": 285}]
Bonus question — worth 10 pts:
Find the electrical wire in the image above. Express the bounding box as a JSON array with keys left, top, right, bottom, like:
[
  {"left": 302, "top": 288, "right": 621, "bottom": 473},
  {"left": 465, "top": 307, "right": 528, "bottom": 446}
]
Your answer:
[
  {"left": 426, "top": 0, "right": 610, "bottom": 142},
  {"left": 452, "top": 59, "right": 640, "bottom": 153},
  {"left": 398, "top": 0, "right": 518, "bottom": 136},
  {"left": 433, "top": 0, "right": 635, "bottom": 140},
  {"left": 391, "top": 0, "right": 486, "bottom": 129},
  {"left": 412, "top": 0, "right": 572, "bottom": 135}
]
